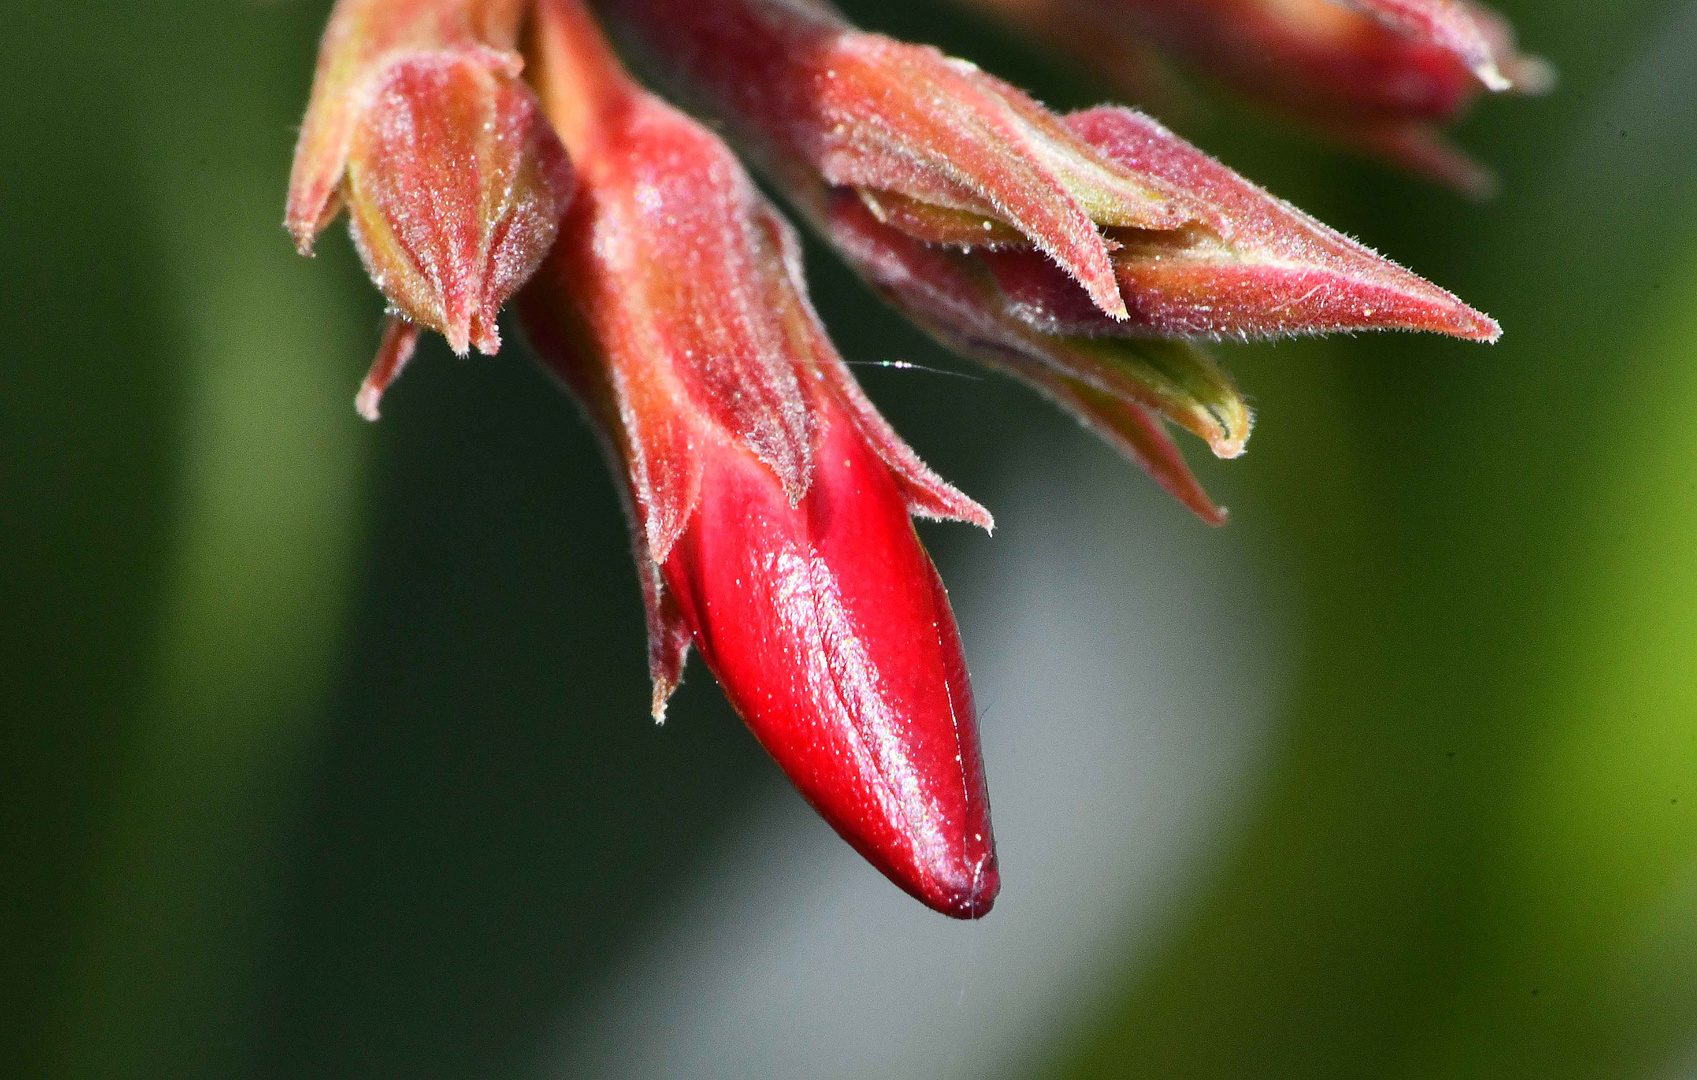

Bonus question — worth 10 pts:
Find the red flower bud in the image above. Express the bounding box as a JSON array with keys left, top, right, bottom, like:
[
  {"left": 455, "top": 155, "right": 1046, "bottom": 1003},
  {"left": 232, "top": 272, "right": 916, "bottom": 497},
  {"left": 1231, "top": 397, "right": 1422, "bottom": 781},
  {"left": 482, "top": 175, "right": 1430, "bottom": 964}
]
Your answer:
[
  {"left": 659, "top": 396, "right": 999, "bottom": 918},
  {"left": 287, "top": 0, "right": 575, "bottom": 391},
  {"left": 517, "top": 0, "right": 997, "bottom": 917}
]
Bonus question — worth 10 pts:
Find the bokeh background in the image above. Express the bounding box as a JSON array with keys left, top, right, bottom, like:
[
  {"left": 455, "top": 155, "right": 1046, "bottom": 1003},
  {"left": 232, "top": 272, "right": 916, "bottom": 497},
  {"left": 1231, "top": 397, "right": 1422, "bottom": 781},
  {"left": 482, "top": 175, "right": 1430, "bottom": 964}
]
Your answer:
[{"left": 6, "top": 0, "right": 1697, "bottom": 1077}]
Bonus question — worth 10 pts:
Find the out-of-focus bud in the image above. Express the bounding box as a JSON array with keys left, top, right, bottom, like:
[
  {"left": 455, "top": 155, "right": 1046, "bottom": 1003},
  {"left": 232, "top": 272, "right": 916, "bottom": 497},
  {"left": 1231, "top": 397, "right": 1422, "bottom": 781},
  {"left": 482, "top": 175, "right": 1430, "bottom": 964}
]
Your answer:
[
  {"left": 518, "top": 0, "right": 998, "bottom": 918},
  {"left": 287, "top": 0, "right": 575, "bottom": 380},
  {"left": 953, "top": 0, "right": 1551, "bottom": 195},
  {"left": 1340, "top": 0, "right": 1552, "bottom": 93}
]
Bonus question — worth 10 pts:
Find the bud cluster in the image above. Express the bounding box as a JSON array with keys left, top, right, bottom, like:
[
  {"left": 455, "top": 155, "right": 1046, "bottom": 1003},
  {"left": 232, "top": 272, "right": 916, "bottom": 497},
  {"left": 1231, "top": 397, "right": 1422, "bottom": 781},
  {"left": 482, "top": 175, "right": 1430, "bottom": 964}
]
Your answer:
[{"left": 285, "top": 0, "right": 1538, "bottom": 916}]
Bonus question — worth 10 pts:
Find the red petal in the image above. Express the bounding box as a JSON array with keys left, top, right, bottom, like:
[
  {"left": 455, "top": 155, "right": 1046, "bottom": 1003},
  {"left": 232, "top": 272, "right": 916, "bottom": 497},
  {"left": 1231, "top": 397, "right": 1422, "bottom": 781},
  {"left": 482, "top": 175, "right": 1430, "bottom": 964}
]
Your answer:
[{"left": 662, "top": 404, "right": 998, "bottom": 918}]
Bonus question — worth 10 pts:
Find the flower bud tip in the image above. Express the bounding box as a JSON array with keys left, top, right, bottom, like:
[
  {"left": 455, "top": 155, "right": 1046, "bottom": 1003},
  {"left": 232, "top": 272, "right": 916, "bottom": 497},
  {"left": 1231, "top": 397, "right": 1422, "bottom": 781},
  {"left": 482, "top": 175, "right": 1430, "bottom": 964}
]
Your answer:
[
  {"left": 1474, "top": 60, "right": 1511, "bottom": 93},
  {"left": 932, "top": 854, "right": 1001, "bottom": 919}
]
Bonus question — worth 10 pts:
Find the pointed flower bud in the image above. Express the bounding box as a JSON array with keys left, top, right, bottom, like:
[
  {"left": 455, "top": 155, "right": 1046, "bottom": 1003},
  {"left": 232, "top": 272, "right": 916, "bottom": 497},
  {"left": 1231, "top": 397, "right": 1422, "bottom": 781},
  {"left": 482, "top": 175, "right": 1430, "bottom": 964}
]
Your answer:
[
  {"left": 659, "top": 397, "right": 999, "bottom": 918},
  {"left": 286, "top": 0, "right": 575, "bottom": 391},
  {"left": 517, "top": 0, "right": 997, "bottom": 917},
  {"left": 953, "top": 0, "right": 1550, "bottom": 194},
  {"left": 1006, "top": 106, "right": 1504, "bottom": 342}
]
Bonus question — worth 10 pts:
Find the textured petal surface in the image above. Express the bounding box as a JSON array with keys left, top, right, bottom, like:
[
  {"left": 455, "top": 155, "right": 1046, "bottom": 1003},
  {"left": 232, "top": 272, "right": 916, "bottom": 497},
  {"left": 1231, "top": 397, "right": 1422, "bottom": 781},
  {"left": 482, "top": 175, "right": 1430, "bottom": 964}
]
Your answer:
[
  {"left": 286, "top": 0, "right": 573, "bottom": 423},
  {"left": 602, "top": 0, "right": 1191, "bottom": 318},
  {"left": 977, "top": 107, "right": 1501, "bottom": 341},
  {"left": 825, "top": 191, "right": 1244, "bottom": 516},
  {"left": 345, "top": 49, "right": 573, "bottom": 354},
  {"left": 286, "top": 0, "right": 530, "bottom": 251},
  {"left": 518, "top": 0, "right": 996, "bottom": 917}
]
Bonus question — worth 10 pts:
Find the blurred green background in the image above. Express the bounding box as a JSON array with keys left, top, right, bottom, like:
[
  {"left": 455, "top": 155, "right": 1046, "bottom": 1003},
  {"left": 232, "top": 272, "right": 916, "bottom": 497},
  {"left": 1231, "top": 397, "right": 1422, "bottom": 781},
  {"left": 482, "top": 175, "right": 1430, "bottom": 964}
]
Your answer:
[{"left": 4, "top": 1, "right": 1695, "bottom": 1078}]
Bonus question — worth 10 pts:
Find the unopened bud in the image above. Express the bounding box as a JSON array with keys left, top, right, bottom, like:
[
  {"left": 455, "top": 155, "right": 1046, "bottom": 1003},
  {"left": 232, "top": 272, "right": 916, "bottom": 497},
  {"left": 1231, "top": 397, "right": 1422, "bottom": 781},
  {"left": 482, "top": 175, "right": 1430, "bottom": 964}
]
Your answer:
[
  {"left": 343, "top": 48, "right": 573, "bottom": 355},
  {"left": 659, "top": 400, "right": 1000, "bottom": 918},
  {"left": 286, "top": 0, "right": 574, "bottom": 414},
  {"left": 1006, "top": 107, "right": 1504, "bottom": 341},
  {"left": 518, "top": 0, "right": 997, "bottom": 917},
  {"left": 820, "top": 104, "right": 1497, "bottom": 517},
  {"left": 828, "top": 189, "right": 1244, "bottom": 520}
]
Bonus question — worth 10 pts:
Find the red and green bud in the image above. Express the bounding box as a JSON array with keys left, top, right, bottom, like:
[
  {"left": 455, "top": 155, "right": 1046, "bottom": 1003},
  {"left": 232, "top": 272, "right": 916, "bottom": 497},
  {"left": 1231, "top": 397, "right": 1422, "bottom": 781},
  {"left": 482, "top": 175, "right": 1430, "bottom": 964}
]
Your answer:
[
  {"left": 517, "top": 0, "right": 998, "bottom": 917},
  {"left": 287, "top": 0, "right": 575, "bottom": 371},
  {"left": 956, "top": 0, "right": 1550, "bottom": 194}
]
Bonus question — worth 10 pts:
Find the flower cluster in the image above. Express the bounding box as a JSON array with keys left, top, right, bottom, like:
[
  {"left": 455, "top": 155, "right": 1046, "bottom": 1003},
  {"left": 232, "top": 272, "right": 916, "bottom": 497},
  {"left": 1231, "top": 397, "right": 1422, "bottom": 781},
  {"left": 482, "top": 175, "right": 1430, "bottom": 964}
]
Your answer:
[{"left": 287, "top": 0, "right": 1533, "bottom": 916}]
